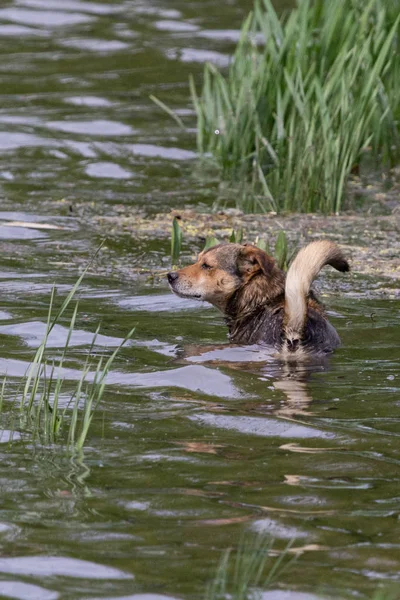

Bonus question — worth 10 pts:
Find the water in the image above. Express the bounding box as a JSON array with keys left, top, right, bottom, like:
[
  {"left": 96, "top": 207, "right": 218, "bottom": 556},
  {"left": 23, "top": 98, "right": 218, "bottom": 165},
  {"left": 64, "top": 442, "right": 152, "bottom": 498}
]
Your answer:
[{"left": 0, "top": 1, "right": 399, "bottom": 599}]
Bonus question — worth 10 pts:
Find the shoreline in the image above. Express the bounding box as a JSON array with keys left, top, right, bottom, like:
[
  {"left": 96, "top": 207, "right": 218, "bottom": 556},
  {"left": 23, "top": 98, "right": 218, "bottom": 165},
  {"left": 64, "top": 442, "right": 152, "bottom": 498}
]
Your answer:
[{"left": 94, "top": 208, "right": 400, "bottom": 292}]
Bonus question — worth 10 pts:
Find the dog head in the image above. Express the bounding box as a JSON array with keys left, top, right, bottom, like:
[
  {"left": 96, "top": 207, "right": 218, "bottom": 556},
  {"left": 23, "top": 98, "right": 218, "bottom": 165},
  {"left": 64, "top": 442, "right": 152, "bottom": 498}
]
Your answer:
[{"left": 167, "top": 243, "right": 285, "bottom": 314}]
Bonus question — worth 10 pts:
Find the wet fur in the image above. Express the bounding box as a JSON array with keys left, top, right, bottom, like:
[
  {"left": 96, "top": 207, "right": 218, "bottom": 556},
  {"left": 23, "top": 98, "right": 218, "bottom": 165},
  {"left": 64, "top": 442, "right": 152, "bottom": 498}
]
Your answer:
[{"left": 168, "top": 241, "right": 349, "bottom": 355}]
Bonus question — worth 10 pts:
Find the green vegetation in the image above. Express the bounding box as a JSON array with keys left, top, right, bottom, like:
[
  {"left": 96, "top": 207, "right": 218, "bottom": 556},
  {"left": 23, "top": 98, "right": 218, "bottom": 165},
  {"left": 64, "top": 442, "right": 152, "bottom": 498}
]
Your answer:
[
  {"left": 1, "top": 264, "right": 133, "bottom": 451},
  {"left": 171, "top": 216, "right": 183, "bottom": 265},
  {"left": 204, "top": 533, "right": 397, "bottom": 600},
  {"left": 372, "top": 593, "right": 398, "bottom": 600},
  {"left": 171, "top": 220, "right": 293, "bottom": 270},
  {"left": 205, "top": 534, "right": 295, "bottom": 600},
  {"left": 191, "top": 0, "right": 400, "bottom": 213}
]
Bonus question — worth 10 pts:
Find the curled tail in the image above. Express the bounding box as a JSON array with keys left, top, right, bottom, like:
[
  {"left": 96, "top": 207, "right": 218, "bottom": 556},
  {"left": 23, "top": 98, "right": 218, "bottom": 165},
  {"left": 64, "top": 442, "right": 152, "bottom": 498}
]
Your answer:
[{"left": 284, "top": 241, "right": 349, "bottom": 342}]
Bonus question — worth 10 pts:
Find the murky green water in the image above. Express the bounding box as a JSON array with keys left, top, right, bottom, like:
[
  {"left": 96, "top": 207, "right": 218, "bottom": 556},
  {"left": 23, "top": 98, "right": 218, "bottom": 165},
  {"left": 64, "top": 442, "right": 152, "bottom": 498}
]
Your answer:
[{"left": 0, "top": 1, "right": 399, "bottom": 599}]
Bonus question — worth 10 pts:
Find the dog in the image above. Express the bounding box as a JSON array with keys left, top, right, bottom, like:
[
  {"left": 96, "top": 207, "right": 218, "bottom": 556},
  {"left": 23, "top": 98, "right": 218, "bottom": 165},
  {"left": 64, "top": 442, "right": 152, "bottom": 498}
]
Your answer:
[{"left": 167, "top": 240, "right": 349, "bottom": 355}]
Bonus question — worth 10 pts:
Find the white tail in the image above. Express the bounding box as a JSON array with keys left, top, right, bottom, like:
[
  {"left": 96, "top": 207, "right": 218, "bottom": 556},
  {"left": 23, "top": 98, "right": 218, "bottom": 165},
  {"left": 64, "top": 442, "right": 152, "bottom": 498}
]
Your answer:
[{"left": 284, "top": 241, "right": 349, "bottom": 341}]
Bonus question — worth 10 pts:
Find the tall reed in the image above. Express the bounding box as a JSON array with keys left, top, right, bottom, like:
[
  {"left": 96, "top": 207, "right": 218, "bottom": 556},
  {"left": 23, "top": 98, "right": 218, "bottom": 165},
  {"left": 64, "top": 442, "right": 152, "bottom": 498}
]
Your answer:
[{"left": 192, "top": 0, "right": 400, "bottom": 213}]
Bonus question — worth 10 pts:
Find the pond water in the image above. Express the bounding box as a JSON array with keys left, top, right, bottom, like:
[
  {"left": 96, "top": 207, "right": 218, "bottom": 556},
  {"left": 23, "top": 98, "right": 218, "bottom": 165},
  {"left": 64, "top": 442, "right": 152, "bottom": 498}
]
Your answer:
[{"left": 0, "top": 1, "right": 399, "bottom": 599}]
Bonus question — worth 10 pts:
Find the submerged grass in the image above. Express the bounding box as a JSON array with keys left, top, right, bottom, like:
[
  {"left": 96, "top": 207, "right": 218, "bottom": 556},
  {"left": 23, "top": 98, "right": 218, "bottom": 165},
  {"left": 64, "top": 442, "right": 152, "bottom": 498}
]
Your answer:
[
  {"left": 1, "top": 259, "right": 134, "bottom": 451},
  {"left": 191, "top": 0, "right": 400, "bottom": 213}
]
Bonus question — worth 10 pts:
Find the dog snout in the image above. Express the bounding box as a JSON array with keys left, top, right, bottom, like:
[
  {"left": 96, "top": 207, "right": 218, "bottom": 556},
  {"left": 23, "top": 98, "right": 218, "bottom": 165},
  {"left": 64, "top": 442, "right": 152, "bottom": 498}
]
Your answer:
[{"left": 167, "top": 271, "right": 179, "bottom": 284}]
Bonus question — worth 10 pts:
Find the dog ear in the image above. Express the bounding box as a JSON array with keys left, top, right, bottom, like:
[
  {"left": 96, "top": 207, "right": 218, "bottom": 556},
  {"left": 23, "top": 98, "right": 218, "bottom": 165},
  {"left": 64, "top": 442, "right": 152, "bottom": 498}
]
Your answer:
[{"left": 237, "top": 245, "right": 275, "bottom": 279}]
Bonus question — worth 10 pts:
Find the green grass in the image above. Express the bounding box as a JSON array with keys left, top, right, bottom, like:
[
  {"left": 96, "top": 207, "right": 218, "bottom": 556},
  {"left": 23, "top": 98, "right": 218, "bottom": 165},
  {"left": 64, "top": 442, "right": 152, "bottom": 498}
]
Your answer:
[
  {"left": 204, "top": 533, "right": 399, "bottom": 600},
  {"left": 190, "top": 0, "right": 400, "bottom": 214},
  {"left": 1, "top": 259, "right": 134, "bottom": 451},
  {"left": 205, "top": 534, "right": 295, "bottom": 600},
  {"left": 171, "top": 216, "right": 183, "bottom": 266}
]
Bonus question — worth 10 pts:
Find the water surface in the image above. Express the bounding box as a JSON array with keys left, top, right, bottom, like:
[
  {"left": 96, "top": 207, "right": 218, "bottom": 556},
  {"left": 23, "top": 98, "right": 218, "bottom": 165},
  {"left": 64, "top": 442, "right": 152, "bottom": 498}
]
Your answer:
[{"left": 0, "top": 1, "right": 399, "bottom": 600}]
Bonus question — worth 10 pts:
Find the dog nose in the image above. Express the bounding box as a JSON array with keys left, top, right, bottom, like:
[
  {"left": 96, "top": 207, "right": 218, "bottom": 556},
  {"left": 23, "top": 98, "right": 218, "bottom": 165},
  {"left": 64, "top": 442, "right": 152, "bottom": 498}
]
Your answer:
[{"left": 167, "top": 271, "right": 179, "bottom": 284}]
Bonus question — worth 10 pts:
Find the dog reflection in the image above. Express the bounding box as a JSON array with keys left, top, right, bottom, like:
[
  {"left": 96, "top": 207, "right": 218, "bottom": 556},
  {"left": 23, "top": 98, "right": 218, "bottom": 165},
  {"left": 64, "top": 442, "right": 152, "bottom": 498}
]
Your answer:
[
  {"left": 176, "top": 342, "right": 329, "bottom": 419},
  {"left": 272, "top": 360, "right": 322, "bottom": 418}
]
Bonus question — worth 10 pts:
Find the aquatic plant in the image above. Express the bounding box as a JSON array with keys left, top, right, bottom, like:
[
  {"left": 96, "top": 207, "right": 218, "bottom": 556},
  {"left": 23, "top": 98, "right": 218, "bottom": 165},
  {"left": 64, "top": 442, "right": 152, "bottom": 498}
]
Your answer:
[
  {"left": 205, "top": 533, "right": 294, "bottom": 600},
  {"left": 203, "top": 234, "right": 220, "bottom": 251},
  {"left": 1, "top": 260, "right": 134, "bottom": 451},
  {"left": 230, "top": 229, "right": 243, "bottom": 244},
  {"left": 170, "top": 221, "right": 292, "bottom": 271},
  {"left": 372, "top": 593, "right": 397, "bottom": 600},
  {"left": 205, "top": 533, "right": 397, "bottom": 600},
  {"left": 191, "top": 0, "right": 400, "bottom": 213},
  {"left": 171, "top": 216, "right": 183, "bottom": 266}
]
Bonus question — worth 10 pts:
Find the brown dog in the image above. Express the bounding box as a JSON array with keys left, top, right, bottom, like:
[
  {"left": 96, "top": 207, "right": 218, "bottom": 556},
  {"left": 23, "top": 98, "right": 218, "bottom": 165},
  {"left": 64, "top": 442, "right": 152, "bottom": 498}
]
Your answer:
[{"left": 167, "top": 240, "right": 349, "bottom": 355}]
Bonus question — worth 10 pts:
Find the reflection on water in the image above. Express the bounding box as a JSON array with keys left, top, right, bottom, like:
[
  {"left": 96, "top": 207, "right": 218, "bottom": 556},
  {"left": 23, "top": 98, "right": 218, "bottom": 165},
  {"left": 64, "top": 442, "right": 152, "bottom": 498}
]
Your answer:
[
  {"left": 182, "top": 342, "right": 329, "bottom": 418},
  {"left": 0, "top": 581, "right": 59, "bottom": 600},
  {"left": 0, "top": 556, "right": 132, "bottom": 579},
  {"left": 0, "top": 0, "right": 399, "bottom": 599},
  {"left": 189, "top": 413, "right": 334, "bottom": 439},
  {"left": 0, "top": 8, "right": 94, "bottom": 27}
]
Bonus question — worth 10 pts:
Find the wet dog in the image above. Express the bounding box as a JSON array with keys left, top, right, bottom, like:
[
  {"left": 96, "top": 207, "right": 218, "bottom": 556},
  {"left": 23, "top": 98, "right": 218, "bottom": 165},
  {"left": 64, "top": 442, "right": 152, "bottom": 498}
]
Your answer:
[{"left": 167, "top": 240, "right": 349, "bottom": 355}]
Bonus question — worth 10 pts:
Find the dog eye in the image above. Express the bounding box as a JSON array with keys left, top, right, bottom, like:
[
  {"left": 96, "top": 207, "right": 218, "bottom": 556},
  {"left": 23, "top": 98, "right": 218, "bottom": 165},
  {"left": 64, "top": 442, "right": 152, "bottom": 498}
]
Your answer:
[{"left": 201, "top": 263, "right": 212, "bottom": 270}]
